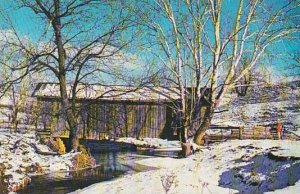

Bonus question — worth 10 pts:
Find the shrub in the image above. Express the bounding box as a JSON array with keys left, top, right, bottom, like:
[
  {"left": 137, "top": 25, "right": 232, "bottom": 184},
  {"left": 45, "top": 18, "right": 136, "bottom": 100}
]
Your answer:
[
  {"left": 47, "top": 137, "right": 66, "bottom": 155},
  {"left": 71, "top": 145, "right": 96, "bottom": 170},
  {"left": 161, "top": 173, "right": 177, "bottom": 194}
]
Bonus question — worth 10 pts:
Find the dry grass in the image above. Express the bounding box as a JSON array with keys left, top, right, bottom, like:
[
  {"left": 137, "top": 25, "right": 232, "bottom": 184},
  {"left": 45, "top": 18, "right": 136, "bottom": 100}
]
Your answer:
[
  {"left": 47, "top": 137, "right": 66, "bottom": 154},
  {"left": 71, "top": 145, "right": 96, "bottom": 170}
]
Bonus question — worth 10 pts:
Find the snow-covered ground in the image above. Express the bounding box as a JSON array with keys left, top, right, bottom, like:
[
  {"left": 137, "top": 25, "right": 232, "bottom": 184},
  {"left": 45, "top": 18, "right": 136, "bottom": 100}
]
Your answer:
[
  {"left": 212, "top": 84, "right": 300, "bottom": 134},
  {"left": 0, "top": 128, "right": 77, "bottom": 192},
  {"left": 71, "top": 139, "right": 300, "bottom": 194}
]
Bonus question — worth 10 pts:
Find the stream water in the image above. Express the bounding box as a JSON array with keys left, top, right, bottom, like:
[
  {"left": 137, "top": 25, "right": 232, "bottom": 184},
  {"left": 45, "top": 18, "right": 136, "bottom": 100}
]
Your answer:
[{"left": 18, "top": 151, "right": 157, "bottom": 194}]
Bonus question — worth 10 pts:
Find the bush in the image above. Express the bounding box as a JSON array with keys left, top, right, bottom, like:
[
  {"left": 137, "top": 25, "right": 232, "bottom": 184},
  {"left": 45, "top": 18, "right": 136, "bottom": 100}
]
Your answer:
[
  {"left": 71, "top": 145, "right": 96, "bottom": 170},
  {"left": 47, "top": 137, "right": 66, "bottom": 155}
]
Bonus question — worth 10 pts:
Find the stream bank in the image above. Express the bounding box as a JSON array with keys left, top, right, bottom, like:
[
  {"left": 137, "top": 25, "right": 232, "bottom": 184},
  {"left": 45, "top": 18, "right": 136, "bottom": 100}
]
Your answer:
[{"left": 17, "top": 151, "right": 159, "bottom": 194}]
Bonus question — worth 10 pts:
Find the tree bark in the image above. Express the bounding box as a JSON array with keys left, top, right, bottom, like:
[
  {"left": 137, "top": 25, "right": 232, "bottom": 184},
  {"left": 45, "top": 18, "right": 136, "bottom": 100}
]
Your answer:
[
  {"left": 193, "top": 105, "right": 214, "bottom": 145},
  {"left": 58, "top": 75, "right": 79, "bottom": 152}
]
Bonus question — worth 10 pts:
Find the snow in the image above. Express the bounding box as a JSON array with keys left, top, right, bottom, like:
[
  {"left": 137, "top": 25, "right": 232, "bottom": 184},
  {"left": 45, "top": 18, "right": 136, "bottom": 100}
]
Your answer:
[
  {"left": 0, "top": 128, "right": 77, "bottom": 192},
  {"left": 265, "top": 180, "right": 300, "bottom": 194},
  {"left": 293, "top": 130, "right": 300, "bottom": 137},
  {"left": 116, "top": 137, "right": 182, "bottom": 149},
  {"left": 212, "top": 85, "right": 300, "bottom": 140},
  {"left": 268, "top": 140, "right": 300, "bottom": 158},
  {"left": 71, "top": 139, "right": 300, "bottom": 194},
  {"left": 115, "top": 137, "right": 203, "bottom": 153},
  {"left": 205, "top": 129, "right": 232, "bottom": 136}
]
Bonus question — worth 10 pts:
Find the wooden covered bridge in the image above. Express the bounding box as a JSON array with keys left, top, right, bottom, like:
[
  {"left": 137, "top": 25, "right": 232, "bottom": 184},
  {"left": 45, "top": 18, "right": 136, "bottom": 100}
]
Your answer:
[{"left": 33, "top": 83, "right": 185, "bottom": 140}]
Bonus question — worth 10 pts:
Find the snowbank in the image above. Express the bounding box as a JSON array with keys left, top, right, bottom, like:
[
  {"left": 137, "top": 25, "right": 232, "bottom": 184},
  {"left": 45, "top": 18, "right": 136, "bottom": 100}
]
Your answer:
[
  {"left": 116, "top": 137, "right": 182, "bottom": 150},
  {"left": 0, "top": 129, "right": 77, "bottom": 192},
  {"left": 72, "top": 139, "right": 300, "bottom": 194},
  {"left": 265, "top": 180, "right": 300, "bottom": 194},
  {"left": 268, "top": 140, "right": 300, "bottom": 158},
  {"left": 115, "top": 137, "right": 202, "bottom": 153}
]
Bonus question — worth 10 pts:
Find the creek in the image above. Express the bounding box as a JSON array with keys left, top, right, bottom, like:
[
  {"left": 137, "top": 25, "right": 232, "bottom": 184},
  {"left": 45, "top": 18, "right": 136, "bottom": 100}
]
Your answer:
[{"left": 18, "top": 151, "right": 158, "bottom": 194}]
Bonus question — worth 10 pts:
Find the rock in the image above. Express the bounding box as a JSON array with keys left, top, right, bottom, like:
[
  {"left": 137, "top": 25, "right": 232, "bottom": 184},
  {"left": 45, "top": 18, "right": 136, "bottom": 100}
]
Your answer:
[
  {"left": 22, "top": 150, "right": 30, "bottom": 155},
  {"left": 25, "top": 163, "right": 43, "bottom": 173},
  {"left": 15, "top": 169, "right": 23, "bottom": 174},
  {"left": 247, "top": 175, "right": 262, "bottom": 186},
  {"left": 8, "top": 176, "right": 31, "bottom": 192},
  {"left": 20, "top": 143, "right": 28, "bottom": 149},
  {"left": 240, "top": 154, "right": 251, "bottom": 162},
  {"left": 3, "top": 174, "right": 13, "bottom": 182},
  {"left": 21, "top": 157, "right": 31, "bottom": 163},
  {"left": 6, "top": 164, "right": 13, "bottom": 170}
]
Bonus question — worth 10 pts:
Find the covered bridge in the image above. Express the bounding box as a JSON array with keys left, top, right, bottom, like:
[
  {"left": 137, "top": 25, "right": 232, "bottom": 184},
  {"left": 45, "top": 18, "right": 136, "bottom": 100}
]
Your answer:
[{"left": 33, "top": 83, "right": 183, "bottom": 140}]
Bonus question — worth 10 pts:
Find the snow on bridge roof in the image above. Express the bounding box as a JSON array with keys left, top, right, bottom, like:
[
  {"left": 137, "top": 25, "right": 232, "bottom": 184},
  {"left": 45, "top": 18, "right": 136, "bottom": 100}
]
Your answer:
[{"left": 33, "top": 83, "right": 181, "bottom": 102}]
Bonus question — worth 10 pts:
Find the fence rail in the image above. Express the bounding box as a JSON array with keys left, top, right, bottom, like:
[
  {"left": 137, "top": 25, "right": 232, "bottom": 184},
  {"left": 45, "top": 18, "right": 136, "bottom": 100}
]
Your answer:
[{"left": 205, "top": 125, "right": 300, "bottom": 143}]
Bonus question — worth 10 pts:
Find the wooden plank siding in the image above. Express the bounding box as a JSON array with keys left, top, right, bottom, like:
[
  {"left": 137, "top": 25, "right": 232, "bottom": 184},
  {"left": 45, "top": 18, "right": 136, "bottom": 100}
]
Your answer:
[
  {"left": 33, "top": 84, "right": 215, "bottom": 140},
  {"left": 37, "top": 98, "right": 174, "bottom": 140}
]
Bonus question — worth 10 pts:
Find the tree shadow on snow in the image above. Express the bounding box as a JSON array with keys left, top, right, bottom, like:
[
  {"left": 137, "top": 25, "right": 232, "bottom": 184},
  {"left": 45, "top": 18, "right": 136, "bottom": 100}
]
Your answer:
[{"left": 219, "top": 151, "right": 300, "bottom": 194}]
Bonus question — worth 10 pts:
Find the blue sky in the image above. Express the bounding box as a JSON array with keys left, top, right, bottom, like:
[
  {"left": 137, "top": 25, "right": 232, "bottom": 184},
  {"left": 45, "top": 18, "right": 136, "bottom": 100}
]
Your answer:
[
  {"left": 0, "top": 0, "right": 299, "bottom": 82},
  {"left": 0, "top": 1, "right": 44, "bottom": 40}
]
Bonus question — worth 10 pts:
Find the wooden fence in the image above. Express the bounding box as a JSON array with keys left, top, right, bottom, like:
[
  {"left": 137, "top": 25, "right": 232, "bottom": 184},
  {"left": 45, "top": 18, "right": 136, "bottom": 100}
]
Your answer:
[
  {"left": 205, "top": 125, "right": 300, "bottom": 144},
  {"left": 204, "top": 125, "right": 243, "bottom": 143}
]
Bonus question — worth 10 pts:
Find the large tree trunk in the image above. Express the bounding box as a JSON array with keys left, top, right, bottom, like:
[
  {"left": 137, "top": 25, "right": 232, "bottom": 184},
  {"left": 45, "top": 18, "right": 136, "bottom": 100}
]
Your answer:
[
  {"left": 62, "top": 98, "right": 79, "bottom": 152},
  {"left": 177, "top": 107, "right": 188, "bottom": 143},
  {"left": 59, "top": 75, "right": 79, "bottom": 152},
  {"left": 67, "top": 117, "right": 79, "bottom": 151},
  {"left": 193, "top": 105, "right": 214, "bottom": 145},
  {"left": 193, "top": 0, "right": 221, "bottom": 145},
  {"left": 51, "top": 1, "right": 79, "bottom": 152},
  {"left": 178, "top": 124, "right": 188, "bottom": 143}
]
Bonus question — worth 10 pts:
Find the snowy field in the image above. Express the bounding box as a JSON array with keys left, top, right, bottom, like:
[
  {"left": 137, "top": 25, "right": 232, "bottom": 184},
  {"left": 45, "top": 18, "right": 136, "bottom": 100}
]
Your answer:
[{"left": 72, "top": 139, "right": 300, "bottom": 194}]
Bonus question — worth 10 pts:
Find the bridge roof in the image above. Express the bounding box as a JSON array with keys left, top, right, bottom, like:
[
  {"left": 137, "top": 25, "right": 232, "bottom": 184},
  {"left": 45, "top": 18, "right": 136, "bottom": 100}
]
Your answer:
[{"left": 33, "top": 83, "right": 181, "bottom": 102}]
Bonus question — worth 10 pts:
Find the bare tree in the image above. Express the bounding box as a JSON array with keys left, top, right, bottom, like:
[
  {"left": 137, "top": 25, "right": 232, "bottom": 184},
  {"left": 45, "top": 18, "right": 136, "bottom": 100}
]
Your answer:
[
  {"left": 137, "top": 0, "right": 299, "bottom": 144},
  {"left": 234, "top": 58, "right": 272, "bottom": 97},
  {"left": 1, "top": 0, "right": 137, "bottom": 151},
  {"left": 234, "top": 58, "right": 253, "bottom": 97},
  {"left": 0, "top": 33, "right": 32, "bottom": 131}
]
